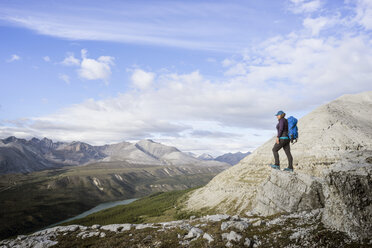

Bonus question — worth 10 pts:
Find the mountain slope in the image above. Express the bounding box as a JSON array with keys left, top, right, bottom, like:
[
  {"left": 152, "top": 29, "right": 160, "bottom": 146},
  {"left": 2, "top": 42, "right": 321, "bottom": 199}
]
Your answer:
[
  {"left": 215, "top": 152, "right": 251, "bottom": 165},
  {"left": 0, "top": 137, "right": 107, "bottom": 174},
  {"left": 184, "top": 91, "right": 372, "bottom": 214}
]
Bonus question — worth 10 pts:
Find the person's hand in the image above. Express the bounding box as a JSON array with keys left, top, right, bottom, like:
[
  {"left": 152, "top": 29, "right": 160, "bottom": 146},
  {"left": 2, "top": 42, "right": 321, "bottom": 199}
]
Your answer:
[{"left": 276, "top": 137, "right": 279, "bottom": 144}]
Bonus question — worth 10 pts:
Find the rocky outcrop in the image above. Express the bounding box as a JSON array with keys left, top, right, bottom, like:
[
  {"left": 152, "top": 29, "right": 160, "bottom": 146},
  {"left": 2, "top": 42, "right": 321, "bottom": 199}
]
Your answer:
[
  {"left": 253, "top": 170, "right": 324, "bottom": 216},
  {"left": 252, "top": 155, "right": 372, "bottom": 241},
  {"left": 185, "top": 91, "right": 372, "bottom": 215},
  {"left": 322, "top": 161, "right": 372, "bottom": 241}
]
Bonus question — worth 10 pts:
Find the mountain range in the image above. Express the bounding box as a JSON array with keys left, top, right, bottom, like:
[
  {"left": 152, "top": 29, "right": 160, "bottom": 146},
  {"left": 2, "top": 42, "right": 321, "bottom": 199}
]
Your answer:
[
  {"left": 0, "top": 138, "right": 233, "bottom": 239},
  {"left": 0, "top": 138, "right": 229, "bottom": 174}
]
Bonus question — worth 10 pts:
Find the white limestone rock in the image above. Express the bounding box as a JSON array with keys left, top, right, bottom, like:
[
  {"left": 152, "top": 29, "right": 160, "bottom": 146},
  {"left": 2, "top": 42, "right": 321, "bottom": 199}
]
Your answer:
[
  {"left": 221, "top": 221, "right": 250, "bottom": 231},
  {"left": 77, "top": 231, "right": 101, "bottom": 239},
  {"left": 253, "top": 169, "right": 324, "bottom": 216},
  {"left": 244, "top": 237, "right": 252, "bottom": 247},
  {"left": 91, "top": 224, "right": 101, "bottom": 229},
  {"left": 135, "top": 223, "right": 156, "bottom": 230},
  {"left": 184, "top": 227, "right": 204, "bottom": 239},
  {"left": 203, "top": 214, "right": 230, "bottom": 222},
  {"left": 252, "top": 220, "right": 266, "bottom": 227},
  {"left": 221, "top": 230, "right": 242, "bottom": 242},
  {"left": 322, "top": 162, "right": 372, "bottom": 241},
  {"left": 203, "top": 233, "right": 214, "bottom": 243},
  {"left": 100, "top": 224, "right": 132, "bottom": 232}
]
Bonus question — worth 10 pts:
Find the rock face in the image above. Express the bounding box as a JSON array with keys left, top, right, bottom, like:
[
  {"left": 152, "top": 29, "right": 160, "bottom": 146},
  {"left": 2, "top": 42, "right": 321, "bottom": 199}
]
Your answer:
[
  {"left": 185, "top": 91, "right": 372, "bottom": 214},
  {"left": 253, "top": 170, "right": 324, "bottom": 216},
  {"left": 252, "top": 154, "right": 372, "bottom": 241},
  {"left": 322, "top": 161, "right": 372, "bottom": 241}
]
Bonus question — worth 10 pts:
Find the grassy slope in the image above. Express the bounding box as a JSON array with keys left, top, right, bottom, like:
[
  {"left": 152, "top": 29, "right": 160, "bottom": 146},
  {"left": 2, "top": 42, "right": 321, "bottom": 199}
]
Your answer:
[{"left": 61, "top": 187, "right": 202, "bottom": 226}]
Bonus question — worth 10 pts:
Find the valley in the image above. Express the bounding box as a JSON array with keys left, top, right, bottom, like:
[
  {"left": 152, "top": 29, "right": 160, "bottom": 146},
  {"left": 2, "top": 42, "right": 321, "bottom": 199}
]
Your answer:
[{"left": 0, "top": 158, "right": 226, "bottom": 239}]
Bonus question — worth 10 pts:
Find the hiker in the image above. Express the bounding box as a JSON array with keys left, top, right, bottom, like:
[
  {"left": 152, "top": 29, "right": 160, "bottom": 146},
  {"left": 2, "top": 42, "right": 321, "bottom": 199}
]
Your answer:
[{"left": 271, "top": 110, "right": 293, "bottom": 171}]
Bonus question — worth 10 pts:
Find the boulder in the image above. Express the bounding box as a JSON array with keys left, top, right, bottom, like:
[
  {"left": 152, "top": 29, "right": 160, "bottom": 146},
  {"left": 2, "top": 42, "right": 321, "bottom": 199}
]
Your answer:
[
  {"left": 184, "top": 227, "right": 203, "bottom": 239},
  {"left": 221, "top": 230, "right": 242, "bottom": 242},
  {"left": 203, "top": 233, "right": 214, "bottom": 243},
  {"left": 100, "top": 224, "right": 132, "bottom": 232},
  {"left": 204, "top": 214, "right": 230, "bottom": 222},
  {"left": 221, "top": 221, "right": 250, "bottom": 231},
  {"left": 253, "top": 170, "right": 324, "bottom": 216}
]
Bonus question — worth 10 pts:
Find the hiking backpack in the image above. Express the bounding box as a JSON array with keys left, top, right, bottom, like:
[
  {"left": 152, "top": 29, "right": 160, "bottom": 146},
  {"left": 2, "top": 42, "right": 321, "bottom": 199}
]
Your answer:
[{"left": 287, "top": 116, "right": 298, "bottom": 144}]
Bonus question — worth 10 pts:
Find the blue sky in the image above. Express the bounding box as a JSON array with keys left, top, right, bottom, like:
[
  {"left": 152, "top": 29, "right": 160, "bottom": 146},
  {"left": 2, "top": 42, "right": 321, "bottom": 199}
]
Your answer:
[{"left": 1, "top": 0, "right": 372, "bottom": 155}]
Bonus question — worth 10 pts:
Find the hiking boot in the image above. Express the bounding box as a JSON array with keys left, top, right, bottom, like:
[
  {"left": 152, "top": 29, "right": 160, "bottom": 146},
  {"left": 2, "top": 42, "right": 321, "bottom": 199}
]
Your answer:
[
  {"left": 283, "top": 168, "right": 293, "bottom": 172},
  {"left": 269, "top": 164, "right": 280, "bottom": 170}
]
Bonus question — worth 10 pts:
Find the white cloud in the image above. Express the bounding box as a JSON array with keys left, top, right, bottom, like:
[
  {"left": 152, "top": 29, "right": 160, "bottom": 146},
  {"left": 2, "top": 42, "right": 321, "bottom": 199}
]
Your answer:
[
  {"left": 78, "top": 56, "right": 114, "bottom": 83},
  {"left": 43, "top": 56, "right": 50, "bottom": 62},
  {"left": 0, "top": 2, "right": 270, "bottom": 52},
  {"left": 224, "top": 63, "right": 247, "bottom": 76},
  {"left": 303, "top": 16, "right": 330, "bottom": 36},
  {"left": 131, "top": 69, "right": 155, "bottom": 90},
  {"left": 59, "top": 74, "right": 70, "bottom": 84},
  {"left": 61, "top": 49, "right": 115, "bottom": 83},
  {"left": 61, "top": 53, "right": 80, "bottom": 66},
  {"left": 355, "top": 0, "right": 372, "bottom": 30},
  {"left": 6, "top": 54, "right": 20, "bottom": 62},
  {"left": 289, "top": 0, "right": 322, "bottom": 14},
  {"left": 222, "top": 58, "right": 234, "bottom": 67},
  {"left": 0, "top": 69, "right": 285, "bottom": 148}
]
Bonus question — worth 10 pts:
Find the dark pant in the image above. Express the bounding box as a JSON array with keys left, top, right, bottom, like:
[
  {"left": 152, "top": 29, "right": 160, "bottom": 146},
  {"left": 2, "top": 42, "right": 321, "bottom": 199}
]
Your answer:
[{"left": 272, "top": 139, "right": 293, "bottom": 169}]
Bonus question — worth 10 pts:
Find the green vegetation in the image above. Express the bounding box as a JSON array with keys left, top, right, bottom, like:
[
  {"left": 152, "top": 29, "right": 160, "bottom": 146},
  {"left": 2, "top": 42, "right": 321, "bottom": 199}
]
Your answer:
[{"left": 62, "top": 187, "right": 202, "bottom": 226}]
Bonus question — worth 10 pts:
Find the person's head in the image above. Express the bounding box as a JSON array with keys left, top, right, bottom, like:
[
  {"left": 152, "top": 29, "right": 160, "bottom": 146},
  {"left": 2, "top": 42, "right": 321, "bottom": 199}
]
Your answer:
[{"left": 275, "top": 110, "right": 286, "bottom": 120}]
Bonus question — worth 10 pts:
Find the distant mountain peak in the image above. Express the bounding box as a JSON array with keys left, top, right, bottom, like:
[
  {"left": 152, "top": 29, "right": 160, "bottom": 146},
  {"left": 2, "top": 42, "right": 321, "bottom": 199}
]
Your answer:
[
  {"left": 215, "top": 151, "right": 251, "bottom": 165},
  {"left": 197, "top": 153, "right": 215, "bottom": 160},
  {"left": 3, "top": 136, "right": 21, "bottom": 144}
]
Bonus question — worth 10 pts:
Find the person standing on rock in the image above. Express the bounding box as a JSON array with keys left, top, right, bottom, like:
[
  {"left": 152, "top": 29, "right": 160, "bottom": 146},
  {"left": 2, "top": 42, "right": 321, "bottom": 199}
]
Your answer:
[{"left": 270, "top": 110, "right": 293, "bottom": 171}]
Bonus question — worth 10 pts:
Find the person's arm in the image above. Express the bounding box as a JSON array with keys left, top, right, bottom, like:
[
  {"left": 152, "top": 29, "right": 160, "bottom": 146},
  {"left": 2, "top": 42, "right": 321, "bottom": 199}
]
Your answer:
[{"left": 277, "top": 118, "right": 284, "bottom": 138}]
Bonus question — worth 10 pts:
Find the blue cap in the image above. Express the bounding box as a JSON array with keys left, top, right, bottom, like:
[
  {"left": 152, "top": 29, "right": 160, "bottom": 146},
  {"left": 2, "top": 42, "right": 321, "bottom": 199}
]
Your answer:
[{"left": 275, "top": 110, "right": 285, "bottom": 116}]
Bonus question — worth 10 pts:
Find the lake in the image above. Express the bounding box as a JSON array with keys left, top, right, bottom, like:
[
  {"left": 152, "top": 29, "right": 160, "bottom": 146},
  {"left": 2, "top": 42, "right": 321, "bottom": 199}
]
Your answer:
[{"left": 45, "top": 198, "right": 138, "bottom": 229}]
